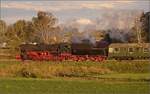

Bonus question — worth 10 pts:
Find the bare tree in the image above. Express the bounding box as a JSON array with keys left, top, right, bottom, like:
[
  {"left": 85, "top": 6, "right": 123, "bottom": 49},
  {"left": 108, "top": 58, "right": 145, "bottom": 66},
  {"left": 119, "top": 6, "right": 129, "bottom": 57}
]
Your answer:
[{"left": 32, "top": 11, "right": 60, "bottom": 44}]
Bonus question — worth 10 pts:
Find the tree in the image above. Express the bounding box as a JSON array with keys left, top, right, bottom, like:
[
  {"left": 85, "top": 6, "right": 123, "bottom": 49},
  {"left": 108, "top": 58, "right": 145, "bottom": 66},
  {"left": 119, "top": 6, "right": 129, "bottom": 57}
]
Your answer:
[
  {"left": 127, "top": 27, "right": 137, "bottom": 43},
  {"left": 23, "top": 21, "right": 34, "bottom": 43},
  {"left": 5, "top": 20, "right": 33, "bottom": 53},
  {"left": 91, "top": 30, "right": 105, "bottom": 41},
  {"left": 13, "top": 20, "right": 27, "bottom": 42},
  {"left": 62, "top": 26, "right": 79, "bottom": 43},
  {"left": 0, "top": 20, "right": 7, "bottom": 44},
  {"left": 7, "top": 20, "right": 32, "bottom": 42},
  {"left": 32, "top": 11, "right": 60, "bottom": 44},
  {"left": 140, "top": 12, "right": 150, "bottom": 42}
]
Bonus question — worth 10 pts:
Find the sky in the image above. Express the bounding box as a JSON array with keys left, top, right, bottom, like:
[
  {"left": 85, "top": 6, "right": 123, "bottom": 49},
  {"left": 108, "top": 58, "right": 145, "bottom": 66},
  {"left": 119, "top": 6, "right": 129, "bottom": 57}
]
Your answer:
[{"left": 0, "top": 0, "right": 150, "bottom": 25}]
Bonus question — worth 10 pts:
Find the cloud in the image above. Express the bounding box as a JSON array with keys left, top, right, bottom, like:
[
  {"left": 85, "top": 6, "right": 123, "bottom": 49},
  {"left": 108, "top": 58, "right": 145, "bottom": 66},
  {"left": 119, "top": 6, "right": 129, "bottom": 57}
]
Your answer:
[
  {"left": 2, "top": 15, "right": 32, "bottom": 24},
  {"left": 81, "top": 3, "right": 114, "bottom": 9},
  {"left": 1, "top": 1, "right": 88, "bottom": 12},
  {"left": 115, "top": 1, "right": 136, "bottom": 3},
  {"left": 1, "top": 1, "right": 136, "bottom": 12},
  {"left": 1, "top": 2, "right": 53, "bottom": 11},
  {"left": 1, "top": 1, "right": 149, "bottom": 24},
  {"left": 75, "top": 18, "right": 94, "bottom": 25}
]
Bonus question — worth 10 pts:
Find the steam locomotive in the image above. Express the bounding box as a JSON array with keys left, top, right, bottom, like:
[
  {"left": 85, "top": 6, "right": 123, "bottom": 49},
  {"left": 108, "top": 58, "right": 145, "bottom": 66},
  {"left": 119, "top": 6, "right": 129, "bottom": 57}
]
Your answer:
[
  {"left": 16, "top": 40, "right": 150, "bottom": 61},
  {"left": 17, "top": 40, "right": 109, "bottom": 61}
]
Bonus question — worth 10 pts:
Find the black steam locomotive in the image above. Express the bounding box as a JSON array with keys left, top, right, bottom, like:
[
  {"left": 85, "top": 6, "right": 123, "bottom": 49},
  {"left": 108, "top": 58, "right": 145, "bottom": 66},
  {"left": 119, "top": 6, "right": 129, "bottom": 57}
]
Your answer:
[{"left": 17, "top": 40, "right": 109, "bottom": 61}]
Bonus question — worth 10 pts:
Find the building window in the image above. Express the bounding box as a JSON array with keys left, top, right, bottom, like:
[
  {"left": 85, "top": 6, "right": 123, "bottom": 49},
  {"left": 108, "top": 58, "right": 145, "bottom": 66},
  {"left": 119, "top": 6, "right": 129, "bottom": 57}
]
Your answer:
[
  {"left": 128, "top": 48, "right": 134, "bottom": 53},
  {"left": 114, "top": 48, "right": 119, "bottom": 53},
  {"left": 143, "top": 48, "right": 149, "bottom": 53}
]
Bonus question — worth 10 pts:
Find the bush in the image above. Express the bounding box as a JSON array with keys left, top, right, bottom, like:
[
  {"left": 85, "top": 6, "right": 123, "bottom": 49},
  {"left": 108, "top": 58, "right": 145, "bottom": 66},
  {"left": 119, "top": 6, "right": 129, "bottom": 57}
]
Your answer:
[{"left": 18, "top": 67, "right": 37, "bottom": 78}]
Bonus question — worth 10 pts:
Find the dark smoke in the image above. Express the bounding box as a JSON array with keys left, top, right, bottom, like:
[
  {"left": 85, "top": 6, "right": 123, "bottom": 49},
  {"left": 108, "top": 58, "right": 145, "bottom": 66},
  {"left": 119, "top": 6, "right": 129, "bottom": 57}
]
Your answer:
[
  {"left": 71, "top": 32, "right": 96, "bottom": 44},
  {"left": 61, "top": 10, "right": 143, "bottom": 43}
]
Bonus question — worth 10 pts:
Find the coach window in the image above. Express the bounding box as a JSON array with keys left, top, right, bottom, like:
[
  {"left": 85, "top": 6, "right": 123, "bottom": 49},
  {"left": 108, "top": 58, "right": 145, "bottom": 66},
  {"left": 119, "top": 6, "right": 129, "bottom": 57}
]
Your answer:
[
  {"left": 114, "top": 48, "right": 120, "bottom": 53},
  {"left": 128, "top": 48, "right": 134, "bottom": 53},
  {"left": 109, "top": 48, "right": 113, "bottom": 53},
  {"left": 136, "top": 47, "right": 140, "bottom": 52},
  {"left": 143, "top": 48, "right": 149, "bottom": 53}
]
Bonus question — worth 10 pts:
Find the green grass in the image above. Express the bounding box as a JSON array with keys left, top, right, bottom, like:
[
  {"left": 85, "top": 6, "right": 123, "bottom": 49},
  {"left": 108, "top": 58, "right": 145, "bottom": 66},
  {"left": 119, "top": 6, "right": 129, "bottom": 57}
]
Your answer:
[
  {"left": 0, "top": 60, "right": 150, "bottom": 94},
  {"left": 0, "top": 78, "right": 149, "bottom": 94},
  {"left": 93, "top": 73, "right": 150, "bottom": 81}
]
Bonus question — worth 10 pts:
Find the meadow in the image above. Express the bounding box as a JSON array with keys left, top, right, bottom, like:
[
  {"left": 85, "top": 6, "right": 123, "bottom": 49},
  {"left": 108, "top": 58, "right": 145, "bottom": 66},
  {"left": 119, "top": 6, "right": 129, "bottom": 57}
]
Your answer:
[
  {"left": 0, "top": 78, "right": 150, "bottom": 94},
  {"left": 0, "top": 60, "right": 150, "bottom": 94}
]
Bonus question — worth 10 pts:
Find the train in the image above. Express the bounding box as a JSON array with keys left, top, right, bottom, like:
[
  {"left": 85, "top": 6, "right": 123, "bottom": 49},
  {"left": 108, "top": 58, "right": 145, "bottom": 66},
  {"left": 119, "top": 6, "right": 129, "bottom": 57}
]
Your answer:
[{"left": 16, "top": 40, "right": 150, "bottom": 61}]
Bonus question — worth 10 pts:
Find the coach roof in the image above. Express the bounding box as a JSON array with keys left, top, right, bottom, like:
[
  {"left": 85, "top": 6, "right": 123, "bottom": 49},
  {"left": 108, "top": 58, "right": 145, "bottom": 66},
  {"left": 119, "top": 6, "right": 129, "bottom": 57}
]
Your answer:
[{"left": 109, "top": 43, "right": 150, "bottom": 48}]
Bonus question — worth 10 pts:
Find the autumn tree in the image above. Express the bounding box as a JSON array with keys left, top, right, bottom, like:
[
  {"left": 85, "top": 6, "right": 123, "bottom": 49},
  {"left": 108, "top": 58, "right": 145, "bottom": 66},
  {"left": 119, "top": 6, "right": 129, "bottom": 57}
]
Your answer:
[
  {"left": 32, "top": 11, "right": 60, "bottom": 44},
  {"left": 62, "top": 27, "right": 79, "bottom": 43},
  {"left": 0, "top": 20, "right": 7, "bottom": 44},
  {"left": 5, "top": 20, "right": 33, "bottom": 53},
  {"left": 127, "top": 27, "right": 137, "bottom": 43},
  {"left": 90, "top": 30, "right": 105, "bottom": 41}
]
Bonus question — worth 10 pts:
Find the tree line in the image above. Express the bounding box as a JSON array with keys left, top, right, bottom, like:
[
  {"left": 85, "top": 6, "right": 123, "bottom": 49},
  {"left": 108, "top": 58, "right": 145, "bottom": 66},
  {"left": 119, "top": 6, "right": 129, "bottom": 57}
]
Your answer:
[
  {"left": 0, "top": 11, "right": 149, "bottom": 52},
  {"left": 0, "top": 11, "right": 61, "bottom": 50}
]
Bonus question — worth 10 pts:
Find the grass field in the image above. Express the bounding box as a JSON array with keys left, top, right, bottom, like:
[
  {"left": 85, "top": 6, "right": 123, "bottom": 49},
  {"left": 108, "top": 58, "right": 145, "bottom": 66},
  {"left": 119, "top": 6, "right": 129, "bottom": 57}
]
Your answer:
[
  {"left": 0, "top": 78, "right": 150, "bottom": 94},
  {"left": 0, "top": 60, "right": 150, "bottom": 78},
  {"left": 0, "top": 60, "right": 149, "bottom": 94}
]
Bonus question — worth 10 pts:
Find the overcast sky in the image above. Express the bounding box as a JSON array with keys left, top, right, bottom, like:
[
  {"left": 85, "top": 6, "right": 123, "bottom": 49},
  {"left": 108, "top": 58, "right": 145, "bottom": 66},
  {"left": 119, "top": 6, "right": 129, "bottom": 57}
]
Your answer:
[{"left": 0, "top": 0, "right": 150, "bottom": 24}]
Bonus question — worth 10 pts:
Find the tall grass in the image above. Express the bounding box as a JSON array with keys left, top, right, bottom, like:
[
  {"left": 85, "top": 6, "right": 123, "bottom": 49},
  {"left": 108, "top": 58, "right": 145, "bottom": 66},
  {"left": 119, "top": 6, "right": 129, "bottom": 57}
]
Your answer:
[
  {"left": 0, "top": 60, "right": 149, "bottom": 78},
  {"left": 0, "top": 62, "right": 112, "bottom": 78},
  {"left": 100, "top": 61, "right": 150, "bottom": 73}
]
